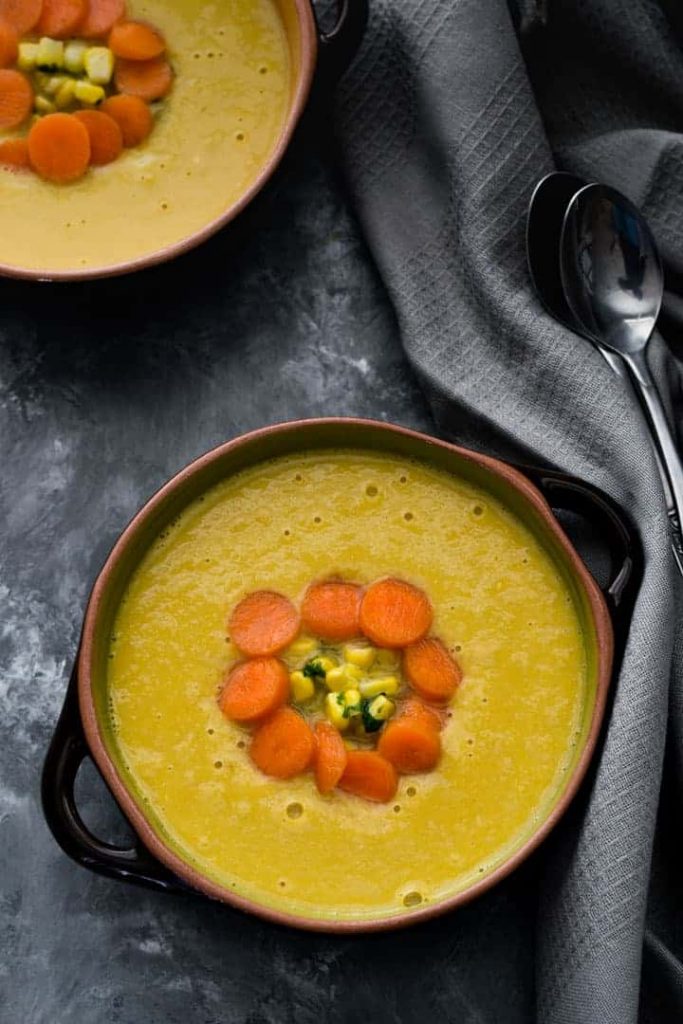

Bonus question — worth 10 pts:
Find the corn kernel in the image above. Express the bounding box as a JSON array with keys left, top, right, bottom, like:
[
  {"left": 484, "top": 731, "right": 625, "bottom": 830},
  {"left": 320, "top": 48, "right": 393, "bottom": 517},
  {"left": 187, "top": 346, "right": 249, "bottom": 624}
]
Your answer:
[
  {"left": 55, "top": 78, "right": 76, "bottom": 109},
  {"left": 43, "top": 75, "right": 67, "bottom": 96},
  {"left": 325, "top": 666, "right": 347, "bottom": 692},
  {"left": 17, "top": 42, "right": 39, "bottom": 72},
  {"left": 288, "top": 636, "right": 318, "bottom": 658},
  {"left": 343, "top": 664, "right": 364, "bottom": 683},
  {"left": 64, "top": 40, "right": 88, "bottom": 74},
  {"left": 316, "top": 656, "right": 336, "bottom": 674},
  {"left": 359, "top": 675, "right": 400, "bottom": 698},
  {"left": 342, "top": 689, "right": 362, "bottom": 715},
  {"left": 367, "top": 694, "right": 396, "bottom": 722},
  {"left": 37, "top": 37, "right": 65, "bottom": 71},
  {"left": 84, "top": 46, "right": 114, "bottom": 85},
  {"left": 34, "top": 96, "right": 56, "bottom": 115},
  {"left": 325, "top": 692, "right": 349, "bottom": 732},
  {"left": 343, "top": 644, "right": 376, "bottom": 669},
  {"left": 74, "top": 80, "right": 105, "bottom": 105},
  {"left": 290, "top": 670, "right": 315, "bottom": 703}
]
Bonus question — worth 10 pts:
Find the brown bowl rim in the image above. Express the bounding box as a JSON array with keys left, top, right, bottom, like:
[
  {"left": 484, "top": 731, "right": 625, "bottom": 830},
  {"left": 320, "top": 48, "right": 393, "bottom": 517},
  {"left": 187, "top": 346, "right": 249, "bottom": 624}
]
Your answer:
[
  {"left": 77, "top": 417, "right": 614, "bottom": 932},
  {"left": 0, "top": 0, "right": 318, "bottom": 283}
]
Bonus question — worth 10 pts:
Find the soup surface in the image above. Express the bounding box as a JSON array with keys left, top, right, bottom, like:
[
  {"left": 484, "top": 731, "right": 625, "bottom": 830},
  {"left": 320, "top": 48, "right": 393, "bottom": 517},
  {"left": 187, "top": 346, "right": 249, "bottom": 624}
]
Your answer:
[
  {"left": 0, "top": 0, "right": 290, "bottom": 273},
  {"left": 106, "top": 450, "right": 591, "bottom": 923}
]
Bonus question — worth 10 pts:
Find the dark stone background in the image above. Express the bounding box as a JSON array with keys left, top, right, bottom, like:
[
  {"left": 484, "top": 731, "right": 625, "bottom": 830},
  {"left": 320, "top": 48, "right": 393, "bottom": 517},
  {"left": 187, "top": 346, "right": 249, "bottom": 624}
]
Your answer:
[{"left": 0, "top": 102, "right": 540, "bottom": 1024}]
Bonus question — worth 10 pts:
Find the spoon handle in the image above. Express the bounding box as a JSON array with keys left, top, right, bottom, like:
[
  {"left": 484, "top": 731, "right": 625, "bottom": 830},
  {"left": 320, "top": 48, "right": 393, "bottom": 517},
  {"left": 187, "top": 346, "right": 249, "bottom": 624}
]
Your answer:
[{"left": 621, "top": 348, "right": 683, "bottom": 576}]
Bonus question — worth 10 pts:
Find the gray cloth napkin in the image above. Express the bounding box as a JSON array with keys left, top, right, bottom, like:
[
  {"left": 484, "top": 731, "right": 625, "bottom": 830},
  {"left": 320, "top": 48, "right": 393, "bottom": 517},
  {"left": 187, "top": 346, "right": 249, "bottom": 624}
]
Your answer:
[{"left": 336, "top": 1, "right": 683, "bottom": 1021}]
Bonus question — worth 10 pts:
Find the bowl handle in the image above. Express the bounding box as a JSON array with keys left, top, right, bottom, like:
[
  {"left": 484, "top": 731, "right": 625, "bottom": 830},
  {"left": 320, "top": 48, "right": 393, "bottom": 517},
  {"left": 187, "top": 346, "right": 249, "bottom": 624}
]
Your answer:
[
  {"left": 41, "top": 668, "right": 189, "bottom": 895},
  {"left": 316, "top": 0, "right": 368, "bottom": 85},
  {"left": 522, "top": 466, "right": 640, "bottom": 615}
]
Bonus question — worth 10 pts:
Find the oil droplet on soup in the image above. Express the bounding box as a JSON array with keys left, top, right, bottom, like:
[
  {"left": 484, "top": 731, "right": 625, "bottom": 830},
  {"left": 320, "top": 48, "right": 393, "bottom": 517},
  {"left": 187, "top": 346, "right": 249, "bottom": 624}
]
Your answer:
[{"left": 106, "top": 449, "right": 590, "bottom": 922}]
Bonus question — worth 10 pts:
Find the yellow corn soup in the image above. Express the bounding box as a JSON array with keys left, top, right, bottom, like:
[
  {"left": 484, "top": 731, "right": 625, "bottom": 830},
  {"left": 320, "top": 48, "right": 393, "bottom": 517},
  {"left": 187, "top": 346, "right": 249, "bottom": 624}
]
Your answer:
[
  {"left": 0, "top": 0, "right": 291, "bottom": 274},
  {"left": 106, "top": 450, "right": 591, "bottom": 923}
]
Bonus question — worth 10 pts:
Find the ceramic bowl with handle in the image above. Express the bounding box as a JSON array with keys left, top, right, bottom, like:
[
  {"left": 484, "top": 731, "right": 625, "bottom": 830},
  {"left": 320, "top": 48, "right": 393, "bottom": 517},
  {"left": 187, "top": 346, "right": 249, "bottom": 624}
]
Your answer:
[{"left": 42, "top": 419, "right": 635, "bottom": 931}]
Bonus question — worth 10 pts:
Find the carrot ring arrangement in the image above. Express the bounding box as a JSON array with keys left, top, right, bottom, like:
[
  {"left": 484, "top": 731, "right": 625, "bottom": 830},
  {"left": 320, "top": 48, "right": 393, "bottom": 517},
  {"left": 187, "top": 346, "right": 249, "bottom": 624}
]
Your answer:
[
  {"left": 0, "top": 0, "right": 173, "bottom": 182},
  {"left": 218, "top": 577, "right": 464, "bottom": 803}
]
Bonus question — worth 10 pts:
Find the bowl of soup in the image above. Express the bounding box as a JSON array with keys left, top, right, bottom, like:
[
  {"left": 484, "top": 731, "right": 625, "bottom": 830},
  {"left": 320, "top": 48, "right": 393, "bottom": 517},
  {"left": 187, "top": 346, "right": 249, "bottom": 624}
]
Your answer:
[
  {"left": 47, "top": 418, "right": 614, "bottom": 931},
  {"left": 0, "top": 0, "right": 366, "bottom": 280}
]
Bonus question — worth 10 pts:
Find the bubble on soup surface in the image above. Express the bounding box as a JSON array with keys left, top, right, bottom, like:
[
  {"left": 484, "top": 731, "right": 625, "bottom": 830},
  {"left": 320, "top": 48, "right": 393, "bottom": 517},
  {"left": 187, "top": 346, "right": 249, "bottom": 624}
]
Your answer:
[
  {"left": 403, "top": 891, "right": 423, "bottom": 908},
  {"left": 286, "top": 802, "right": 303, "bottom": 819}
]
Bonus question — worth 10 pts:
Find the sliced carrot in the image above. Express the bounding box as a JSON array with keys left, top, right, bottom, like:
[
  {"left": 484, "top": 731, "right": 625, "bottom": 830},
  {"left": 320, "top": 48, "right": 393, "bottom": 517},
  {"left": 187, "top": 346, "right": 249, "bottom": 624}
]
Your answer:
[
  {"left": 78, "top": 0, "right": 125, "bottom": 38},
  {"left": 219, "top": 657, "right": 289, "bottom": 724},
  {"left": 0, "top": 20, "right": 18, "bottom": 67},
  {"left": 314, "top": 722, "right": 347, "bottom": 795},
  {"left": 114, "top": 56, "right": 172, "bottom": 101},
  {"left": 0, "top": 69, "right": 33, "bottom": 130},
  {"left": 378, "top": 718, "right": 441, "bottom": 774},
  {"left": 37, "top": 0, "right": 86, "bottom": 37},
  {"left": 403, "top": 637, "right": 462, "bottom": 704},
  {"left": 0, "top": 0, "right": 42, "bottom": 33},
  {"left": 227, "top": 590, "right": 299, "bottom": 658},
  {"left": 250, "top": 706, "right": 315, "bottom": 779},
  {"left": 0, "top": 136, "right": 29, "bottom": 168},
  {"left": 28, "top": 112, "right": 90, "bottom": 182},
  {"left": 73, "top": 109, "right": 122, "bottom": 165},
  {"left": 109, "top": 19, "right": 164, "bottom": 60},
  {"left": 399, "top": 697, "right": 444, "bottom": 733},
  {"left": 359, "top": 577, "right": 433, "bottom": 648},
  {"left": 338, "top": 750, "right": 398, "bottom": 803},
  {"left": 301, "top": 581, "right": 362, "bottom": 642},
  {"left": 100, "top": 93, "right": 151, "bottom": 146}
]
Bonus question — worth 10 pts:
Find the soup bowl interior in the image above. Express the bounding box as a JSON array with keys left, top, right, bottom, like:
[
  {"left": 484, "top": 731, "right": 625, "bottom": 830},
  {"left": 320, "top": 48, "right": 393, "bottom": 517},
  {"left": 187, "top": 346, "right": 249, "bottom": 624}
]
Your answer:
[
  {"left": 0, "top": 0, "right": 318, "bottom": 281},
  {"left": 78, "top": 418, "right": 613, "bottom": 931}
]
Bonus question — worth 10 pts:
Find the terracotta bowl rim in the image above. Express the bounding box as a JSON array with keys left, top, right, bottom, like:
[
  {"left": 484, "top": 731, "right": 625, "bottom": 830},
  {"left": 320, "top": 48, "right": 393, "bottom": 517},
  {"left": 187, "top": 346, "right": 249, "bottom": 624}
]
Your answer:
[
  {"left": 77, "top": 416, "right": 614, "bottom": 932},
  {"left": 0, "top": 0, "right": 318, "bottom": 283}
]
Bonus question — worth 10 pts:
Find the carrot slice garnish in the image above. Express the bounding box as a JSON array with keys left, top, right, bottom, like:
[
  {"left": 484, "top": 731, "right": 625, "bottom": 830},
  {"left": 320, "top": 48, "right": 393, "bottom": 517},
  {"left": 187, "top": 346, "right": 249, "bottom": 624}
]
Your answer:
[
  {"left": 0, "top": 19, "right": 18, "bottom": 67},
  {"left": 377, "top": 719, "right": 441, "bottom": 773},
  {"left": 314, "top": 721, "right": 347, "bottom": 794},
  {"left": 228, "top": 590, "right": 300, "bottom": 658},
  {"left": 359, "top": 578, "right": 433, "bottom": 648},
  {"left": 37, "top": 0, "right": 86, "bottom": 38},
  {"left": 402, "top": 637, "right": 462, "bottom": 704},
  {"left": 338, "top": 750, "right": 398, "bottom": 803},
  {"left": 109, "top": 19, "right": 164, "bottom": 60},
  {"left": 28, "top": 112, "right": 90, "bottom": 182},
  {"left": 114, "top": 55, "right": 172, "bottom": 101},
  {"left": 100, "top": 93, "right": 151, "bottom": 147},
  {"left": 301, "top": 580, "right": 362, "bottom": 642},
  {"left": 398, "top": 697, "right": 444, "bottom": 732},
  {"left": 250, "top": 706, "right": 315, "bottom": 779},
  {"left": 73, "top": 109, "right": 122, "bottom": 165},
  {"left": 219, "top": 656, "right": 289, "bottom": 724},
  {"left": 0, "top": 69, "right": 32, "bottom": 130},
  {"left": 0, "top": 0, "right": 42, "bottom": 33},
  {"left": 78, "top": 0, "right": 125, "bottom": 38},
  {"left": 0, "top": 136, "right": 29, "bottom": 168}
]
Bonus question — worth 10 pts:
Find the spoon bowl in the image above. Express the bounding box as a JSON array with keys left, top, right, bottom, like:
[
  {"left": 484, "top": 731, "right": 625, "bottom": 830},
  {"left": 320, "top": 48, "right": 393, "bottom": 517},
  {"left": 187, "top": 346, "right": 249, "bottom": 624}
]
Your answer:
[
  {"left": 560, "top": 184, "right": 664, "bottom": 357},
  {"left": 559, "top": 182, "right": 683, "bottom": 573}
]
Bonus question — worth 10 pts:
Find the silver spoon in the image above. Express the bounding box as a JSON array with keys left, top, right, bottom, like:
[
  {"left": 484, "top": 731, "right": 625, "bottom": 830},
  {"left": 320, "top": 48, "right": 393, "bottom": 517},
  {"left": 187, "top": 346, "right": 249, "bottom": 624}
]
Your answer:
[
  {"left": 560, "top": 182, "right": 683, "bottom": 573},
  {"left": 526, "top": 173, "right": 674, "bottom": 559},
  {"left": 526, "top": 172, "right": 627, "bottom": 379}
]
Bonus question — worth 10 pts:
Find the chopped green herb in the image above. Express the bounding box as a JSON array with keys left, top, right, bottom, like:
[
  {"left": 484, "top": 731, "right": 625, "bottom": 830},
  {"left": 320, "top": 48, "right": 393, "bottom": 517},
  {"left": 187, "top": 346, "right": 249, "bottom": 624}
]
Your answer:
[
  {"left": 303, "top": 658, "right": 326, "bottom": 680},
  {"left": 360, "top": 696, "right": 384, "bottom": 732}
]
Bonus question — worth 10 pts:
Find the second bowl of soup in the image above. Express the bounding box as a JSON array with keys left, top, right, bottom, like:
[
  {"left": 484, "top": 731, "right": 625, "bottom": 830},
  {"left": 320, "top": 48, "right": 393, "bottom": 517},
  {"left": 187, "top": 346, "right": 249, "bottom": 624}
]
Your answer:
[{"left": 0, "top": 0, "right": 366, "bottom": 278}]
